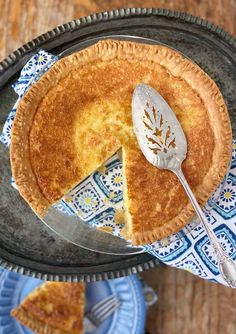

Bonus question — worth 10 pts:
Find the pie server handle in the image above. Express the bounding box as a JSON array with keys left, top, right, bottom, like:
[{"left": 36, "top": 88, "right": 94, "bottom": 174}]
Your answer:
[{"left": 175, "top": 168, "right": 236, "bottom": 288}]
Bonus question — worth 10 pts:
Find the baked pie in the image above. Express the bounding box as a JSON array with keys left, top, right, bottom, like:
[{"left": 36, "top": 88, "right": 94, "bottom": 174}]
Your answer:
[
  {"left": 10, "top": 40, "right": 232, "bottom": 245},
  {"left": 11, "top": 282, "right": 85, "bottom": 334}
]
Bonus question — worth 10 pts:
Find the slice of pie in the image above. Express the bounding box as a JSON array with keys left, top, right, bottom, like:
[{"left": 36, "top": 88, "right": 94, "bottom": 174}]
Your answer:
[
  {"left": 10, "top": 40, "right": 232, "bottom": 245},
  {"left": 11, "top": 282, "right": 85, "bottom": 334}
]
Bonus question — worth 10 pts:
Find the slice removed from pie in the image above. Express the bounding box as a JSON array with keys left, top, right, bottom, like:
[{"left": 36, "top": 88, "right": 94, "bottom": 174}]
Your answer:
[
  {"left": 10, "top": 40, "right": 232, "bottom": 245},
  {"left": 11, "top": 282, "right": 85, "bottom": 334}
]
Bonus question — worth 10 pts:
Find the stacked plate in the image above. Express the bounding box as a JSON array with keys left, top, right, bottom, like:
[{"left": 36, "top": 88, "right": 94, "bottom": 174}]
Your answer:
[{"left": 0, "top": 269, "right": 146, "bottom": 334}]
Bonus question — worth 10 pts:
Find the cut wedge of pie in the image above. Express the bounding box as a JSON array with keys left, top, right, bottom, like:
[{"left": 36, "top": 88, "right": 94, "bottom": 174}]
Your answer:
[
  {"left": 11, "top": 282, "right": 85, "bottom": 334},
  {"left": 10, "top": 40, "right": 232, "bottom": 245}
]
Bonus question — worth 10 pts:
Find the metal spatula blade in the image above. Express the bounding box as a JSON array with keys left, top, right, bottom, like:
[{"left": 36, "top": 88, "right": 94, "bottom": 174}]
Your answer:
[
  {"left": 132, "top": 83, "right": 236, "bottom": 288},
  {"left": 132, "top": 83, "right": 187, "bottom": 170}
]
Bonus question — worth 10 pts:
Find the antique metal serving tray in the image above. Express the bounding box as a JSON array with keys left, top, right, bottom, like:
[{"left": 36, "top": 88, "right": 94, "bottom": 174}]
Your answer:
[{"left": 0, "top": 8, "right": 236, "bottom": 281}]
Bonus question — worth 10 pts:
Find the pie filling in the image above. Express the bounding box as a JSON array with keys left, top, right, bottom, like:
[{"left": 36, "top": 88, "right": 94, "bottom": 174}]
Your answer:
[
  {"left": 121, "top": 147, "right": 133, "bottom": 241},
  {"left": 11, "top": 282, "right": 85, "bottom": 334}
]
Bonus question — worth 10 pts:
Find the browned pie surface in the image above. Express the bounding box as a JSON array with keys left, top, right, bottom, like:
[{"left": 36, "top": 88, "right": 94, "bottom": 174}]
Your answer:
[
  {"left": 10, "top": 40, "right": 232, "bottom": 245},
  {"left": 11, "top": 282, "right": 84, "bottom": 334}
]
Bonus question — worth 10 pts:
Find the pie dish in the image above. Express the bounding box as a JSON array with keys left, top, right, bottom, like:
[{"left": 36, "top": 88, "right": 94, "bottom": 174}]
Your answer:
[
  {"left": 10, "top": 40, "right": 232, "bottom": 245},
  {"left": 11, "top": 282, "right": 85, "bottom": 334}
]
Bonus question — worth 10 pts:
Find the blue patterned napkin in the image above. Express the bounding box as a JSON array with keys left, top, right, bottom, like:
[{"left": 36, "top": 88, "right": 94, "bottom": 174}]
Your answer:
[{"left": 1, "top": 51, "right": 235, "bottom": 287}]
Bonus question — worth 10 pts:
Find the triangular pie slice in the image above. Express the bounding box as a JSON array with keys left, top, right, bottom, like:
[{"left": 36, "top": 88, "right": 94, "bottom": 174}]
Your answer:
[
  {"left": 10, "top": 40, "right": 232, "bottom": 245},
  {"left": 11, "top": 282, "right": 85, "bottom": 334}
]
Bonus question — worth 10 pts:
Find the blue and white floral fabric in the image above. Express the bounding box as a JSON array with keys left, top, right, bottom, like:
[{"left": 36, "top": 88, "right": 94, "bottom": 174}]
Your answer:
[
  {"left": 1, "top": 51, "right": 235, "bottom": 287},
  {"left": 0, "top": 51, "right": 57, "bottom": 146}
]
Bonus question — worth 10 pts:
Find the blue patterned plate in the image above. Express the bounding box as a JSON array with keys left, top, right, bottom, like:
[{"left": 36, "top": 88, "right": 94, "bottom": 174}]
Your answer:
[{"left": 0, "top": 269, "right": 146, "bottom": 334}]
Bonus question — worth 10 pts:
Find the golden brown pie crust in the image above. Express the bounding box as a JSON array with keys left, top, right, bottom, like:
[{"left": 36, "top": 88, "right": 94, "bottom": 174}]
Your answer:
[
  {"left": 10, "top": 40, "right": 232, "bottom": 245},
  {"left": 11, "top": 282, "right": 84, "bottom": 334}
]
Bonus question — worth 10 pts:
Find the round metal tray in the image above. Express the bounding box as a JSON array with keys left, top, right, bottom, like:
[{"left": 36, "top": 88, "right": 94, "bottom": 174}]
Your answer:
[{"left": 0, "top": 8, "right": 236, "bottom": 281}]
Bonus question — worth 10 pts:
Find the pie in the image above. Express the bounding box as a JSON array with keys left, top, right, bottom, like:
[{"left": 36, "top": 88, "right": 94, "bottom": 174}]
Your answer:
[
  {"left": 11, "top": 282, "right": 85, "bottom": 334},
  {"left": 10, "top": 40, "right": 232, "bottom": 245}
]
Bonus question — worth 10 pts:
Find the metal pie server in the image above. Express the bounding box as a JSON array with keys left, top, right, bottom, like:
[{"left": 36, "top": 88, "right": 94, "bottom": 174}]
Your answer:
[{"left": 132, "top": 83, "right": 236, "bottom": 287}]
